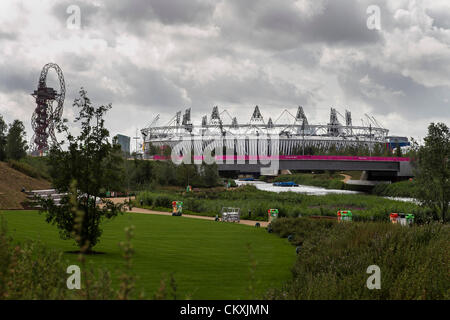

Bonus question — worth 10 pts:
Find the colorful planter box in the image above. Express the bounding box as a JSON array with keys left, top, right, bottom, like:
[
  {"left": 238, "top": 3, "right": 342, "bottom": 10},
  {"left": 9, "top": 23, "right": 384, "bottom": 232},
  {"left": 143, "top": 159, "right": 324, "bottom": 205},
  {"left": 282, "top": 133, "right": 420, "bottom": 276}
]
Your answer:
[{"left": 337, "top": 210, "right": 352, "bottom": 222}]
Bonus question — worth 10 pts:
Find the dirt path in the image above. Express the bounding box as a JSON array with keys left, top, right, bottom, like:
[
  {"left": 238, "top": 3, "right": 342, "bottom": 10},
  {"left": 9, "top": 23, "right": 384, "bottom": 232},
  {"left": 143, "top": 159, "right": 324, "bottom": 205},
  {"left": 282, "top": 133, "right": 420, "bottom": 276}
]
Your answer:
[
  {"left": 108, "top": 197, "right": 269, "bottom": 227},
  {"left": 340, "top": 174, "right": 352, "bottom": 183}
]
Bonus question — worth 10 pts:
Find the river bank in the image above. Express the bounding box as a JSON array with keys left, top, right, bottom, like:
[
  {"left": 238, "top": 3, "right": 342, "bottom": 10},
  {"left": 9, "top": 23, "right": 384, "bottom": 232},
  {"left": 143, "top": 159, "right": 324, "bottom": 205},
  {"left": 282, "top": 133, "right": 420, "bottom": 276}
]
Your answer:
[{"left": 134, "top": 182, "right": 430, "bottom": 223}]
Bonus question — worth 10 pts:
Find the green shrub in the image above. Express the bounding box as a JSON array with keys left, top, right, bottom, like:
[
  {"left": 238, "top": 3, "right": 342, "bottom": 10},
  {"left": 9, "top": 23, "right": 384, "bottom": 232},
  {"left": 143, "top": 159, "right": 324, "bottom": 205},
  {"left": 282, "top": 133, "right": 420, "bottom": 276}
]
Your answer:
[
  {"left": 228, "top": 180, "right": 237, "bottom": 187},
  {"left": 328, "top": 180, "right": 344, "bottom": 190},
  {"left": 154, "top": 195, "right": 172, "bottom": 208},
  {"left": 372, "top": 180, "right": 418, "bottom": 198},
  {"left": 8, "top": 159, "right": 46, "bottom": 180},
  {"left": 143, "top": 196, "right": 153, "bottom": 206},
  {"left": 19, "top": 156, "right": 51, "bottom": 179},
  {"left": 184, "top": 198, "right": 203, "bottom": 212}
]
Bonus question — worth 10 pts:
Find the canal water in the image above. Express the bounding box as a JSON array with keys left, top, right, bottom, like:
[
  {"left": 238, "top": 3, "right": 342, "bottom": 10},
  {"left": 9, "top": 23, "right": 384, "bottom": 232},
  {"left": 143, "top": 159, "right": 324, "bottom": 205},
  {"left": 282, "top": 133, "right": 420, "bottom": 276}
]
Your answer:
[
  {"left": 235, "top": 180, "right": 419, "bottom": 203},
  {"left": 234, "top": 180, "right": 360, "bottom": 196}
]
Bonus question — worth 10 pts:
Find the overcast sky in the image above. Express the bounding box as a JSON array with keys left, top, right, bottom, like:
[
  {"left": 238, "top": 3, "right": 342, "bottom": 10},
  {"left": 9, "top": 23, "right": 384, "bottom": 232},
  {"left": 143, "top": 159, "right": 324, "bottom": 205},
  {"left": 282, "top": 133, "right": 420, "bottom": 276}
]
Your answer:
[{"left": 0, "top": 0, "right": 449, "bottom": 151}]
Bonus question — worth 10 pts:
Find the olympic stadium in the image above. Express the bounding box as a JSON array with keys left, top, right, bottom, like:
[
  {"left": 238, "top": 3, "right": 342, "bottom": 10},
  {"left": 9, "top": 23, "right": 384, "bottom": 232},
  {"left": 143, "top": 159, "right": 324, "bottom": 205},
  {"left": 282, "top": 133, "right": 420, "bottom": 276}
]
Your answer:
[{"left": 140, "top": 105, "right": 410, "bottom": 159}]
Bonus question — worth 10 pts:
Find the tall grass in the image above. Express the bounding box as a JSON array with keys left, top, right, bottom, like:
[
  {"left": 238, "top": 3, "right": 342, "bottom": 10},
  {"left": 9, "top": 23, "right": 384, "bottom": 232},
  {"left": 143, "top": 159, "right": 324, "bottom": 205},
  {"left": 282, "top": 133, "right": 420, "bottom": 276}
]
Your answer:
[
  {"left": 7, "top": 159, "right": 49, "bottom": 180},
  {"left": 372, "top": 180, "right": 419, "bottom": 198},
  {"left": 274, "top": 172, "right": 346, "bottom": 190},
  {"left": 266, "top": 218, "right": 449, "bottom": 299},
  {"left": 136, "top": 184, "right": 432, "bottom": 222}
]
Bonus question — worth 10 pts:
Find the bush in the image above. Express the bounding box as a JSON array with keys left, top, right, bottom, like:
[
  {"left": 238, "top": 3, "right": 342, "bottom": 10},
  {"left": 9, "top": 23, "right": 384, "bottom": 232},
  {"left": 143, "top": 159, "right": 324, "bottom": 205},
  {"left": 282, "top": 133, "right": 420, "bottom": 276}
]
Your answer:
[
  {"left": 154, "top": 195, "right": 172, "bottom": 208},
  {"left": 228, "top": 180, "right": 237, "bottom": 187},
  {"left": 328, "top": 180, "right": 344, "bottom": 190},
  {"left": 372, "top": 180, "right": 418, "bottom": 198},
  {"left": 8, "top": 159, "right": 46, "bottom": 180},
  {"left": 18, "top": 156, "right": 51, "bottom": 179},
  {"left": 184, "top": 198, "right": 204, "bottom": 213},
  {"left": 143, "top": 196, "right": 153, "bottom": 206},
  {"left": 137, "top": 191, "right": 157, "bottom": 207}
]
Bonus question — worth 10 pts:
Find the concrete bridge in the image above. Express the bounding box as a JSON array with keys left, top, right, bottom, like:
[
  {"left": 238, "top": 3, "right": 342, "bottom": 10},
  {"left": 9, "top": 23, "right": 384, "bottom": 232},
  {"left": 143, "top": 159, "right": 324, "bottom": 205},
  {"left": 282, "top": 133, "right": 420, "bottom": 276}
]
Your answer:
[
  {"left": 215, "top": 155, "right": 413, "bottom": 180},
  {"left": 151, "top": 155, "right": 413, "bottom": 180}
]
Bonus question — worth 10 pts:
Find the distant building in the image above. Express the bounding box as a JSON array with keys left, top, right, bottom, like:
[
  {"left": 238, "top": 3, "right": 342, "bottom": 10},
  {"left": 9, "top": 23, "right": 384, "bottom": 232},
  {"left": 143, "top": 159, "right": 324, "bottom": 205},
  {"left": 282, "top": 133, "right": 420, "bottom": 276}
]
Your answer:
[
  {"left": 115, "top": 134, "right": 130, "bottom": 156},
  {"left": 386, "top": 136, "right": 410, "bottom": 149}
]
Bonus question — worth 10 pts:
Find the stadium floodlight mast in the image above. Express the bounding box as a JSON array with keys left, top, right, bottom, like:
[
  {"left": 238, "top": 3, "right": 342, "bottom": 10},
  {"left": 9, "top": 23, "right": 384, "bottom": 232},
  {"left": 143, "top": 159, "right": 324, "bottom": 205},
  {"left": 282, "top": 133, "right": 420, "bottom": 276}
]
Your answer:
[{"left": 31, "top": 63, "right": 66, "bottom": 156}]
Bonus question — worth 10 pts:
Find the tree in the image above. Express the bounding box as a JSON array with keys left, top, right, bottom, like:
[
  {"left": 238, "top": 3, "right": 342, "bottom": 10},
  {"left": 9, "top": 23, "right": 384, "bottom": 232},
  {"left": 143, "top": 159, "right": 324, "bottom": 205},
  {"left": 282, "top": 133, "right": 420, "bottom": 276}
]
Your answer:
[
  {"left": 6, "top": 119, "right": 28, "bottom": 160},
  {"left": 0, "top": 115, "right": 7, "bottom": 161},
  {"left": 395, "top": 143, "right": 403, "bottom": 157},
  {"left": 414, "top": 122, "right": 449, "bottom": 222},
  {"left": 200, "top": 162, "right": 220, "bottom": 187},
  {"left": 162, "top": 145, "right": 172, "bottom": 157},
  {"left": 383, "top": 144, "right": 393, "bottom": 157},
  {"left": 372, "top": 143, "right": 383, "bottom": 157},
  {"left": 40, "top": 88, "right": 126, "bottom": 251},
  {"left": 176, "top": 163, "right": 200, "bottom": 187},
  {"left": 405, "top": 137, "right": 419, "bottom": 159},
  {"left": 128, "top": 159, "right": 153, "bottom": 189}
]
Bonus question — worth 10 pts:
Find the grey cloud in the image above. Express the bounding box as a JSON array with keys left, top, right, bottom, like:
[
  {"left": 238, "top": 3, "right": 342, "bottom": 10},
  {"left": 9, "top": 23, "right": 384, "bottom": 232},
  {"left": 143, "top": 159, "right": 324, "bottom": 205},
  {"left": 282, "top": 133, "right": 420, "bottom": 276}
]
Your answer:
[
  {"left": 116, "top": 63, "right": 189, "bottom": 108},
  {"left": 426, "top": 8, "right": 450, "bottom": 29},
  {"left": 0, "top": 63, "right": 37, "bottom": 94},
  {"left": 217, "top": 0, "right": 381, "bottom": 52},
  {"left": 271, "top": 46, "right": 322, "bottom": 68},
  {"left": 337, "top": 62, "right": 450, "bottom": 120},
  {"left": 298, "top": 0, "right": 381, "bottom": 44},
  {"left": 0, "top": 31, "right": 18, "bottom": 41},
  {"left": 61, "top": 65, "right": 188, "bottom": 113},
  {"left": 142, "top": 0, "right": 215, "bottom": 25},
  {"left": 57, "top": 53, "right": 95, "bottom": 73},
  {"left": 173, "top": 70, "right": 315, "bottom": 120},
  {"left": 53, "top": 0, "right": 215, "bottom": 33}
]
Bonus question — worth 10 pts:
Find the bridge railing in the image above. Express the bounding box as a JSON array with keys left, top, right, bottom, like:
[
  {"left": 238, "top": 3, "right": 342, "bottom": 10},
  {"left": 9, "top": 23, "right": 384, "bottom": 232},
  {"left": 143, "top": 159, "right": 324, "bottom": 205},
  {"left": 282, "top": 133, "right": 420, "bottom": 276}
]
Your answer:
[{"left": 151, "top": 155, "right": 410, "bottom": 162}]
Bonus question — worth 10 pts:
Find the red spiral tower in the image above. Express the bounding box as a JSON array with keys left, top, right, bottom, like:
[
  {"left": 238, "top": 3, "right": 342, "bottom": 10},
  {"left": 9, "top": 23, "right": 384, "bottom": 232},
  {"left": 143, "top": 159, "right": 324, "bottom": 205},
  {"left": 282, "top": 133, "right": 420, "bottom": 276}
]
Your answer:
[{"left": 31, "top": 63, "right": 65, "bottom": 156}]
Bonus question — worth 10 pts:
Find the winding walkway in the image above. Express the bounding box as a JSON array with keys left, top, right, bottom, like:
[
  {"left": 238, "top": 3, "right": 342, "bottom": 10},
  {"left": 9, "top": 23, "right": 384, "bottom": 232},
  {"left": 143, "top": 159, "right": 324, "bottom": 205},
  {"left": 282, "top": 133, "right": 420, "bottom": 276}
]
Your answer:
[{"left": 108, "top": 197, "right": 269, "bottom": 227}]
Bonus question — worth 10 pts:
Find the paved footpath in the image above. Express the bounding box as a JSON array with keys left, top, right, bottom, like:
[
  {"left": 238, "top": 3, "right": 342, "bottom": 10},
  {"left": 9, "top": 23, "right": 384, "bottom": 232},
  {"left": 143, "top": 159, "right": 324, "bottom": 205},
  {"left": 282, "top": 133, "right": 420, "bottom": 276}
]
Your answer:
[{"left": 108, "top": 197, "right": 269, "bottom": 227}]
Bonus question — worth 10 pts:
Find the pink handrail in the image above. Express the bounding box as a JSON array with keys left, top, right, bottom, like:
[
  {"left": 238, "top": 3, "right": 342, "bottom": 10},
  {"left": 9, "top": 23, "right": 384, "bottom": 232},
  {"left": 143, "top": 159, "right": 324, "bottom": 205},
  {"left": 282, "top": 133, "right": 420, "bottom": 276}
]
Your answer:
[{"left": 152, "top": 155, "right": 410, "bottom": 162}]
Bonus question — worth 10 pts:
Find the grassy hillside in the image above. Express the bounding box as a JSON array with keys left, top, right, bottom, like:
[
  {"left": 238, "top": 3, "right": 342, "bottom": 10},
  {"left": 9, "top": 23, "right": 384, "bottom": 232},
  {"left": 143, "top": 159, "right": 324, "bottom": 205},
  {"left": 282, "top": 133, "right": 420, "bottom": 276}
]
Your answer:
[
  {"left": 0, "top": 161, "right": 51, "bottom": 209},
  {"left": 1, "top": 210, "right": 295, "bottom": 299}
]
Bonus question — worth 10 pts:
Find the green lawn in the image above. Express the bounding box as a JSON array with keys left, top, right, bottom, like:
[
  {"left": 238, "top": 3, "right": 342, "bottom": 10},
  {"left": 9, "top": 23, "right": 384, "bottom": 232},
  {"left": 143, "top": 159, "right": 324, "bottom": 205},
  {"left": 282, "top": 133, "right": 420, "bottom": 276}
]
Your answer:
[{"left": 0, "top": 210, "right": 295, "bottom": 300}]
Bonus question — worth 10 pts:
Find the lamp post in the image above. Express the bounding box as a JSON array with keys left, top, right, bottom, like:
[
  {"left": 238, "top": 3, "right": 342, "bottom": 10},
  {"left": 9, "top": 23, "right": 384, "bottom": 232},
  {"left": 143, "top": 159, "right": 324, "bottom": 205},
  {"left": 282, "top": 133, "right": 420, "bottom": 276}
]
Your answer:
[{"left": 302, "top": 118, "right": 306, "bottom": 155}]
